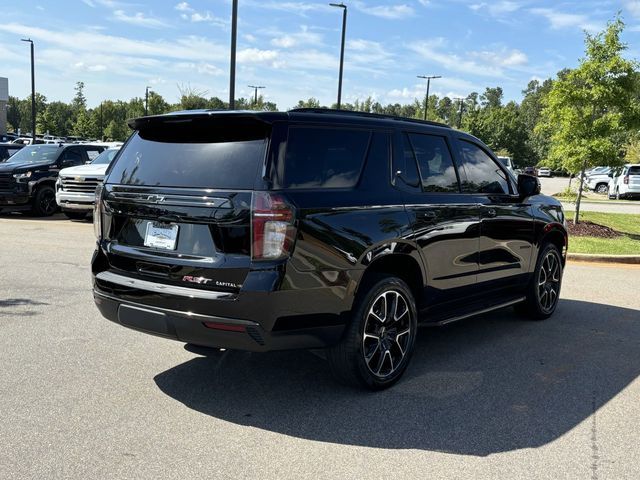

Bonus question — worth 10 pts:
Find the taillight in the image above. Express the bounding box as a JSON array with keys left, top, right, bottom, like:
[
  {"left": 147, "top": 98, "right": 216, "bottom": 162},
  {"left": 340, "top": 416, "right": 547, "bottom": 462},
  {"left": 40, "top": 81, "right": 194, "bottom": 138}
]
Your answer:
[
  {"left": 624, "top": 176, "right": 629, "bottom": 184},
  {"left": 93, "top": 184, "right": 103, "bottom": 239},
  {"left": 251, "top": 191, "right": 296, "bottom": 261}
]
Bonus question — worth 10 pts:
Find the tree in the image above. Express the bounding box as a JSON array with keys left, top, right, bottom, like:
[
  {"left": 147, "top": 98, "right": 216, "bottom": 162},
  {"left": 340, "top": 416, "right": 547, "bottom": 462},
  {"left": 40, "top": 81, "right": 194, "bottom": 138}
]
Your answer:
[
  {"left": 537, "top": 17, "right": 640, "bottom": 222},
  {"left": 295, "top": 98, "right": 322, "bottom": 109},
  {"left": 104, "top": 119, "right": 130, "bottom": 141},
  {"left": 72, "top": 81, "right": 87, "bottom": 111},
  {"left": 481, "top": 87, "right": 503, "bottom": 108}
]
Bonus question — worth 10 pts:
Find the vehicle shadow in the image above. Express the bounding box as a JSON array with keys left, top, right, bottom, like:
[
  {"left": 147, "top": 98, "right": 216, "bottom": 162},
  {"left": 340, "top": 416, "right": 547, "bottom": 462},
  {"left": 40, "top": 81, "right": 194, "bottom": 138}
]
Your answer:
[
  {"left": 0, "top": 211, "right": 68, "bottom": 221},
  {"left": 154, "top": 299, "right": 640, "bottom": 456}
]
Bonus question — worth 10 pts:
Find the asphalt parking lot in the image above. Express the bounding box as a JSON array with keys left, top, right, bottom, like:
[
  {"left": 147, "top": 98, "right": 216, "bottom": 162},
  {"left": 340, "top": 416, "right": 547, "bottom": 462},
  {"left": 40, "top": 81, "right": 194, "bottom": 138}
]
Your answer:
[{"left": 1, "top": 214, "right": 640, "bottom": 479}]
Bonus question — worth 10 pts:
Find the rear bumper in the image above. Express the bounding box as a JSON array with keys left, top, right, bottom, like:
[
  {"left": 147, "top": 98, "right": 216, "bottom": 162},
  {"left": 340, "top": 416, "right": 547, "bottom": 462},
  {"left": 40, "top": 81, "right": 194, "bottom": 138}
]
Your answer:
[{"left": 94, "top": 290, "right": 345, "bottom": 352}]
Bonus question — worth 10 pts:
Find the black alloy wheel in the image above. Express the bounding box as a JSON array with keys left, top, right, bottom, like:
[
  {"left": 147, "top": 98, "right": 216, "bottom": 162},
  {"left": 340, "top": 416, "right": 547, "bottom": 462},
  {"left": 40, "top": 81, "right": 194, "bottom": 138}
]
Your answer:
[
  {"left": 516, "top": 243, "right": 563, "bottom": 320},
  {"left": 327, "top": 276, "right": 417, "bottom": 390},
  {"left": 31, "top": 186, "right": 58, "bottom": 217}
]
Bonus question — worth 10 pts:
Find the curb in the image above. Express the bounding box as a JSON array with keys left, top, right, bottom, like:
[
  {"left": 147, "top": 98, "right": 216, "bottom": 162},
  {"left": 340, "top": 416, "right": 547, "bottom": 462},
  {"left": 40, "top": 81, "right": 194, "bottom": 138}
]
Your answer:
[{"left": 567, "top": 253, "right": 640, "bottom": 264}]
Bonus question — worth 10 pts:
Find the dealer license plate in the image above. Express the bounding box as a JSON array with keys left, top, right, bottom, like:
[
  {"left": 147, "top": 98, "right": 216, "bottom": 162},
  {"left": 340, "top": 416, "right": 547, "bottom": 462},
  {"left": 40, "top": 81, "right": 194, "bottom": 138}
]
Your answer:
[{"left": 144, "top": 222, "right": 179, "bottom": 250}]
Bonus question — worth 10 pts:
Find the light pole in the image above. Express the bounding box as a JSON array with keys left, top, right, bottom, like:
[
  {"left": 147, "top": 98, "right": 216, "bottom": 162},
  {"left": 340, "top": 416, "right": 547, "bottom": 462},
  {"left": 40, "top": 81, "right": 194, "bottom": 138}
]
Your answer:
[
  {"left": 229, "top": 0, "right": 238, "bottom": 110},
  {"left": 417, "top": 75, "right": 441, "bottom": 121},
  {"left": 248, "top": 85, "right": 265, "bottom": 107},
  {"left": 144, "top": 86, "right": 152, "bottom": 116},
  {"left": 21, "top": 38, "right": 36, "bottom": 143},
  {"left": 330, "top": 3, "right": 347, "bottom": 109}
]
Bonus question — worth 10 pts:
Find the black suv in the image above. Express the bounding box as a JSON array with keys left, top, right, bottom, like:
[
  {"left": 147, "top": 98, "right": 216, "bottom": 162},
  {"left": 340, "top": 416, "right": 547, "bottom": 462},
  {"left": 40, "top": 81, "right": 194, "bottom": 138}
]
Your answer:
[
  {"left": 0, "top": 143, "right": 105, "bottom": 216},
  {"left": 92, "top": 109, "right": 567, "bottom": 389}
]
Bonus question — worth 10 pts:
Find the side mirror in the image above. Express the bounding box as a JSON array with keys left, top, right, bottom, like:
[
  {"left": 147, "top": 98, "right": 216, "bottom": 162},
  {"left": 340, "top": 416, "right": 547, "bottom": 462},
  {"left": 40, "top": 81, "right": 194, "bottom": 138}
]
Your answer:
[
  {"left": 608, "top": 172, "right": 613, "bottom": 178},
  {"left": 518, "top": 174, "right": 541, "bottom": 198}
]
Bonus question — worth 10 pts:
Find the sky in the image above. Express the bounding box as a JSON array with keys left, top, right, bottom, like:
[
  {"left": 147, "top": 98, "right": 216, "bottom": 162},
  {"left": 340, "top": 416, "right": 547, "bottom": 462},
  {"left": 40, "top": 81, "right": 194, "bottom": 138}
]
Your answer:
[{"left": 1, "top": 0, "right": 640, "bottom": 110}]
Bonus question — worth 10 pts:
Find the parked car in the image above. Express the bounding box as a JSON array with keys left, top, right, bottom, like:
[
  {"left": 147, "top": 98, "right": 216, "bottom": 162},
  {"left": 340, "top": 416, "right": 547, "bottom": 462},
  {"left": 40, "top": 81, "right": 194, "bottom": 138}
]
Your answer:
[
  {"left": 538, "top": 167, "right": 552, "bottom": 177},
  {"left": 92, "top": 109, "right": 567, "bottom": 390},
  {"left": 608, "top": 164, "right": 640, "bottom": 200},
  {"left": 523, "top": 166, "right": 537, "bottom": 176},
  {"left": 0, "top": 143, "right": 23, "bottom": 162},
  {"left": 585, "top": 167, "right": 611, "bottom": 194},
  {"left": 497, "top": 156, "right": 515, "bottom": 173},
  {"left": 0, "top": 143, "right": 106, "bottom": 216},
  {"left": 1, "top": 133, "right": 18, "bottom": 143},
  {"left": 56, "top": 147, "right": 121, "bottom": 219}
]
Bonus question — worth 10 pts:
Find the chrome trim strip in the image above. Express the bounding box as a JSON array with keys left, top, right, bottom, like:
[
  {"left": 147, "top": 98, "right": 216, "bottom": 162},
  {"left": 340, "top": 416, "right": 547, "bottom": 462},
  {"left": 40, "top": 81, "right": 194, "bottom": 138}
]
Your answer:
[
  {"left": 95, "top": 271, "right": 236, "bottom": 300},
  {"left": 424, "top": 297, "right": 526, "bottom": 327}
]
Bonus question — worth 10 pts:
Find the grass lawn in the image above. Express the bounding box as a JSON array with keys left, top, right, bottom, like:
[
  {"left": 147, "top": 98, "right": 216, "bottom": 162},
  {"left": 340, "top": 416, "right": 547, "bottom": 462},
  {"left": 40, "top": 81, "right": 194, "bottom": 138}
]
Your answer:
[{"left": 565, "top": 211, "right": 640, "bottom": 255}]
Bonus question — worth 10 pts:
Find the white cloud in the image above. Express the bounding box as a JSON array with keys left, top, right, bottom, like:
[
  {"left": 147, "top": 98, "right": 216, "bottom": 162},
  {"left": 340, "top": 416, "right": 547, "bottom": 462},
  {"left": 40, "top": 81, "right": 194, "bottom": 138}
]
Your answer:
[
  {"left": 270, "top": 26, "right": 323, "bottom": 48},
  {"left": 470, "top": 1, "right": 522, "bottom": 16},
  {"left": 473, "top": 47, "right": 528, "bottom": 67},
  {"left": 353, "top": 2, "right": 415, "bottom": 19},
  {"left": 530, "top": 8, "right": 601, "bottom": 32},
  {"left": 112, "top": 10, "right": 169, "bottom": 28},
  {"left": 174, "top": 2, "right": 192, "bottom": 12},
  {"left": 243, "top": 34, "right": 257, "bottom": 42},
  {"left": 625, "top": 0, "right": 640, "bottom": 18},
  {"left": 408, "top": 38, "right": 504, "bottom": 77}
]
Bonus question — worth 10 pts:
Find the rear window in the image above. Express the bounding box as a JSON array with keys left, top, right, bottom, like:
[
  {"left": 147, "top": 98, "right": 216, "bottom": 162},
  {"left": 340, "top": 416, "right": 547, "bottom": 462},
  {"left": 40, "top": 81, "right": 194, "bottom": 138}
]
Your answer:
[
  {"left": 629, "top": 166, "right": 640, "bottom": 175},
  {"left": 107, "top": 118, "right": 269, "bottom": 189},
  {"left": 279, "top": 127, "right": 371, "bottom": 189}
]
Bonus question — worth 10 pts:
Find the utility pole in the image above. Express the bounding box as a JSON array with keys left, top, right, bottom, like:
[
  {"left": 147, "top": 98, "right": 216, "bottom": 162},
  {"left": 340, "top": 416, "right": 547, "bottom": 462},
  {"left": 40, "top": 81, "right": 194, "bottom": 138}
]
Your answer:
[
  {"left": 229, "top": 0, "right": 238, "bottom": 110},
  {"left": 99, "top": 102, "right": 103, "bottom": 141},
  {"left": 144, "top": 86, "right": 152, "bottom": 116},
  {"left": 330, "top": 3, "right": 347, "bottom": 109},
  {"left": 21, "top": 38, "right": 36, "bottom": 143},
  {"left": 417, "top": 75, "right": 441, "bottom": 121},
  {"left": 248, "top": 85, "right": 265, "bottom": 106}
]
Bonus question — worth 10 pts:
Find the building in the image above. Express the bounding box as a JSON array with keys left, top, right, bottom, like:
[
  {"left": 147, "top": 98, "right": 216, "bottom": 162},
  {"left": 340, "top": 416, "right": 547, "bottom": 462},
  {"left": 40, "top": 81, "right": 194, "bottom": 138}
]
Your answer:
[{"left": 0, "top": 77, "right": 8, "bottom": 135}]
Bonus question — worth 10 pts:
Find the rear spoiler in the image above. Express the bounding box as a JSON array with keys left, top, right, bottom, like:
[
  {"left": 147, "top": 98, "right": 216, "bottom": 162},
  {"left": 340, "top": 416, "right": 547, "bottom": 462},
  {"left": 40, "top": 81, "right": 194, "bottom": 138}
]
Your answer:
[{"left": 128, "top": 110, "right": 286, "bottom": 131}]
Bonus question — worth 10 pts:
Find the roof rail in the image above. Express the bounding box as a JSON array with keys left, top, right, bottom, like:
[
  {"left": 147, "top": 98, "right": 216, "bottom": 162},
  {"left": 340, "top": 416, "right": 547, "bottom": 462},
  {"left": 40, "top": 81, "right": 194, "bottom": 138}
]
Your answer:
[{"left": 289, "top": 108, "right": 452, "bottom": 129}]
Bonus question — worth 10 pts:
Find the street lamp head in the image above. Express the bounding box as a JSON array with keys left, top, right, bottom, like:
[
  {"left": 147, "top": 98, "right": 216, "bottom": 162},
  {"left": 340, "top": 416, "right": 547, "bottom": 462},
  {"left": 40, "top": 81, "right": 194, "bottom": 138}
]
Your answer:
[
  {"left": 330, "top": 3, "right": 346, "bottom": 9},
  {"left": 21, "top": 38, "right": 33, "bottom": 44}
]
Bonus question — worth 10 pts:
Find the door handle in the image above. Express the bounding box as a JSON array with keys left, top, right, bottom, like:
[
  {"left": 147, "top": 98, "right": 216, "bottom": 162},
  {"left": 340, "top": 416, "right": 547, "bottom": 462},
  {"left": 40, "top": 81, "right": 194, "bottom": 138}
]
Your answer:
[{"left": 484, "top": 208, "right": 497, "bottom": 218}]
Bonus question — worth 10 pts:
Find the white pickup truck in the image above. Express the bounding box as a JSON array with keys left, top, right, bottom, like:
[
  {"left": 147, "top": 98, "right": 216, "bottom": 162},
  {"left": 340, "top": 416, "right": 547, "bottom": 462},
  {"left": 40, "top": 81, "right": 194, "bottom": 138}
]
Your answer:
[{"left": 55, "top": 147, "right": 120, "bottom": 219}]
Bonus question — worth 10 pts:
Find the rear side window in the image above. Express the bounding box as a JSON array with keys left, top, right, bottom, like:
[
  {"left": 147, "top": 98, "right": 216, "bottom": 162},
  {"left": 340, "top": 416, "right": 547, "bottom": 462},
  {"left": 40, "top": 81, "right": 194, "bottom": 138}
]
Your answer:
[
  {"left": 107, "top": 119, "right": 269, "bottom": 189},
  {"left": 407, "top": 133, "right": 459, "bottom": 193},
  {"left": 628, "top": 166, "right": 640, "bottom": 175},
  {"left": 280, "top": 127, "right": 370, "bottom": 189},
  {"left": 457, "top": 140, "right": 510, "bottom": 194}
]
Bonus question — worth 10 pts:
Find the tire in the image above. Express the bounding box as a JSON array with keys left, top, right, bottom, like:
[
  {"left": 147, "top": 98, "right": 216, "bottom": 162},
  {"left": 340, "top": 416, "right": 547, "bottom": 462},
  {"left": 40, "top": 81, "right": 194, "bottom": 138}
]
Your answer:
[
  {"left": 608, "top": 187, "right": 616, "bottom": 200},
  {"left": 63, "top": 211, "right": 87, "bottom": 220},
  {"left": 30, "top": 185, "right": 58, "bottom": 217},
  {"left": 515, "top": 243, "right": 563, "bottom": 320},
  {"left": 595, "top": 183, "right": 608, "bottom": 195},
  {"left": 326, "top": 276, "right": 418, "bottom": 390}
]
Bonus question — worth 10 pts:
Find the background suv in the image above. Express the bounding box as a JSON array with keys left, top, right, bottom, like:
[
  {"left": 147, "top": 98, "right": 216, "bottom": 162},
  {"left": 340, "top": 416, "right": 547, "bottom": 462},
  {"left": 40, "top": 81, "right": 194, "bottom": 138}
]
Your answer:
[
  {"left": 608, "top": 164, "right": 640, "bottom": 199},
  {"left": 56, "top": 147, "right": 120, "bottom": 220},
  {"left": 92, "top": 109, "right": 567, "bottom": 390},
  {"left": 0, "top": 143, "right": 105, "bottom": 216}
]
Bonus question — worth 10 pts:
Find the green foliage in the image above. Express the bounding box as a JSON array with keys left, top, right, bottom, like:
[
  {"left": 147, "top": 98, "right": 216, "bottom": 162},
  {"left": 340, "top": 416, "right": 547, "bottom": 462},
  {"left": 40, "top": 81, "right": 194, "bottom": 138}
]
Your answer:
[{"left": 537, "top": 17, "right": 640, "bottom": 174}]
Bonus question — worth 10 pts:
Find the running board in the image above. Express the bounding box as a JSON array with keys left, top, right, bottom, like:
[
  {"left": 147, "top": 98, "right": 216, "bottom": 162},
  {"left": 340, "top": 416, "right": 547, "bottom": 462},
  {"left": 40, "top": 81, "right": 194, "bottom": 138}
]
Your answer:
[{"left": 422, "top": 296, "right": 526, "bottom": 327}]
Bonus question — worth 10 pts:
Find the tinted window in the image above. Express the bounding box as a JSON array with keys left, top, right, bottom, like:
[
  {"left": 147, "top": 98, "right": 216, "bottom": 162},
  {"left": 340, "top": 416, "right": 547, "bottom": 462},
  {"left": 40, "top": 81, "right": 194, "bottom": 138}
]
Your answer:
[
  {"left": 457, "top": 140, "right": 509, "bottom": 194},
  {"left": 281, "top": 127, "right": 370, "bottom": 189},
  {"left": 628, "top": 166, "right": 640, "bottom": 175},
  {"left": 108, "top": 132, "right": 267, "bottom": 189},
  {"left": 395, "top": 134, "right": 420, "bottom": 189},
  {"left": 408, "top": 133, "right": 459, "bottom": 193},
  {"left": 61, "top": 148, "right": 84, "bottom": 165}
]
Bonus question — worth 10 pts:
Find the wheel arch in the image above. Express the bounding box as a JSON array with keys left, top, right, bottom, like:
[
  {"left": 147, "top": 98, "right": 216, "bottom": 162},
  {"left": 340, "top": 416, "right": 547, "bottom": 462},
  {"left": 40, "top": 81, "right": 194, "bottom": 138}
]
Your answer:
[{"left": 355, "top": 253, "right": 425, "bottom": 309}]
